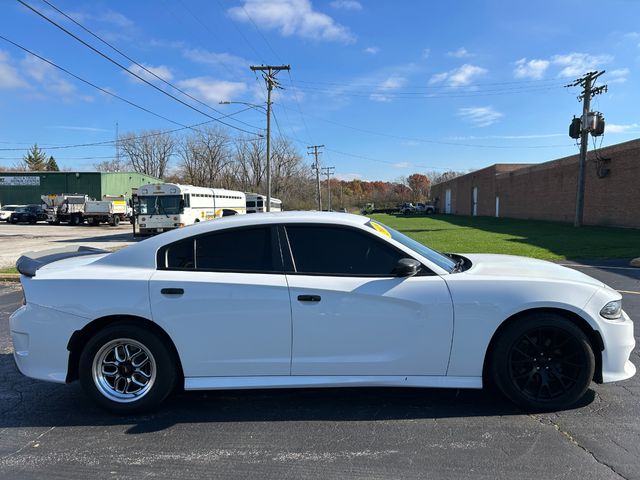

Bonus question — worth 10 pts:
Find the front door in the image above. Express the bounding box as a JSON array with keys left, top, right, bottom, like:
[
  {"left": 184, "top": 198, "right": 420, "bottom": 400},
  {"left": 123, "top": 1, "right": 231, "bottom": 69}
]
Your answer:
[
  {"left": 283, "top": 224, "right": 454, "bottom": 376},
  {"left": 445, "top": 189, "right": 452, "bottom": 214},
  {"left": 472, "top": 187, "right": 478, "bottom": 216},
  {"left": 149, "top": 226, "right": 292, "bottom": 377}
]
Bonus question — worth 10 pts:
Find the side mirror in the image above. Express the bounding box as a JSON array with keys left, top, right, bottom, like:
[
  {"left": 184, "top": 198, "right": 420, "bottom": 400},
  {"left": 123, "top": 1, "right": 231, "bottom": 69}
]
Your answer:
[{"left": 395, "top": 258, "right": 421, "bottom": 277}]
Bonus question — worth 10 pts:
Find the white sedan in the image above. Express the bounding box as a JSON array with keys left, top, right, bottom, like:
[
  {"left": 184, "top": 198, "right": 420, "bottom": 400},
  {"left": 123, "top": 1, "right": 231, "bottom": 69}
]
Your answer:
[{"left": 10, "top": 212, "right": 635, "bottom": 413}]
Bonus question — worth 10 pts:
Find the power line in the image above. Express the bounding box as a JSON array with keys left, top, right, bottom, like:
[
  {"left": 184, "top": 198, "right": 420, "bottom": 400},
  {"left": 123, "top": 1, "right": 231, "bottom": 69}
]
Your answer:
[
  {"left": 0, "top": 33, "right": 192, "bottom": 131},
  {"left": 0, "top": 104, "right": 258, "bottom": 152},
  {"left": 16, "top": 0, "right": 261, "bottom": 136},
  {"left": 278, "top": 104, "right": 573, "bottom": 149},
  {"left": 292, "top": 77, "right": 569, "bottom": 89},
  {"left": 40, "top": 0, "right": 261, "bottom": 132}
]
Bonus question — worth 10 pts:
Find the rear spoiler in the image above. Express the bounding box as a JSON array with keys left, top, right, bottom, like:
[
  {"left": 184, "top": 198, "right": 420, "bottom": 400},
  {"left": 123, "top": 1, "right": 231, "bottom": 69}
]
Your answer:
[{"left": 16, "top": 246, "right": 109, "bottom": 277}]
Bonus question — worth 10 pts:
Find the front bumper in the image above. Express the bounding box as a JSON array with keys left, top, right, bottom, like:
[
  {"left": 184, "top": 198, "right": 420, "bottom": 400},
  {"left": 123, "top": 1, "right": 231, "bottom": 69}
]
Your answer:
[
  {"left": 599, "top": 309, "right": 636, "bottom": 383},
  {"left": 10, "top": 303, "right": 88, "bottom": 383}
]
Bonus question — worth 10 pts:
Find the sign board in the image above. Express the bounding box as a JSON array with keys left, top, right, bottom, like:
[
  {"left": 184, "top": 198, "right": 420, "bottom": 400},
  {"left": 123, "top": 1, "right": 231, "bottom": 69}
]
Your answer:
[{"left": 0, "top": 176, "right": 41, "bottom": 186}]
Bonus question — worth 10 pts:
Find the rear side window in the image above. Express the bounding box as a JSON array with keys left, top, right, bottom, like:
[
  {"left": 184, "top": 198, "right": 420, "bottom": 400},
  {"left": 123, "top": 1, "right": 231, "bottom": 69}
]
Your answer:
[
  {"left": 196, "top": 227, "right": 274, "bottom": 271},
  {"left": 285, "top": 225, "right": 404, "bottom": 276},
  {"left": 160, "top": 227, "right": 277, "bottom": 272},
  {"left": 165, "top": 238, "right": 195, "bottom": 269}
]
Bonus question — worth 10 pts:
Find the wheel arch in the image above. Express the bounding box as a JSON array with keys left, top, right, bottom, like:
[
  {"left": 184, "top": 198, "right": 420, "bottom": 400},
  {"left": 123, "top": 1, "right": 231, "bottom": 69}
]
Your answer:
[
  {"left": 66, "top": 314, "right": 184, "bottom": 384},
  {"left": 482, "top": 307, "right": 604, "bottom": 385}
]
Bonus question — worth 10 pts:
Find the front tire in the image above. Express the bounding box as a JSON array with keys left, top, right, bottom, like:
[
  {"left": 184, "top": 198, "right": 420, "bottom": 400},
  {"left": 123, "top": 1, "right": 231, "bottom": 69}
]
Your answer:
[
  {"left": 489, "top": 314, "right": 595, "bottom": 411},
  {"left": 79, "top": 324, "right": 177, "bottom": 413}
]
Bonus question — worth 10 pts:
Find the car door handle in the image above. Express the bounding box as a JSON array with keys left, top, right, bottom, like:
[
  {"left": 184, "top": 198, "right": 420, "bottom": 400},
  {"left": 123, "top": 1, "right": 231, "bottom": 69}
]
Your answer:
[
  {"left": 298, "top": 294, "right": 321, "bottom": 302},
  {"left": 161, "top": 288, "right": 184, "bottom": 295}
]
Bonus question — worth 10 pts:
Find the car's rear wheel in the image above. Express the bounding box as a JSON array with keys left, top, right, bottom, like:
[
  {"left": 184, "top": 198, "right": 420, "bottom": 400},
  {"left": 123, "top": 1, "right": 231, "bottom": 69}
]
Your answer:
[
  {"left": 490, "top": 314, "right": 595, "bottom": 411},
  {"left": 79, "top": 324, "right": 177, "bottom": 413}
]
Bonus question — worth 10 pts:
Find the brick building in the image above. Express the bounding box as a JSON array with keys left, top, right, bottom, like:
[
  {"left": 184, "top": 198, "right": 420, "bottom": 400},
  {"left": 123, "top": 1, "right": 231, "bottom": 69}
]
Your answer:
[{"left": 430, "top": 138, "right": 640, "bottom": 228}]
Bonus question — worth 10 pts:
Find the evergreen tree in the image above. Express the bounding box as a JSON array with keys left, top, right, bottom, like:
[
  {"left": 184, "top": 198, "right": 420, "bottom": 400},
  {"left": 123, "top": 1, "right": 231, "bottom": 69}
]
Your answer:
[
  {"left": 23, "top": 144, "right": 48, "bottom": 171},
  {"left": 46, "top": 156, "right": 60, "bottom": 171}
]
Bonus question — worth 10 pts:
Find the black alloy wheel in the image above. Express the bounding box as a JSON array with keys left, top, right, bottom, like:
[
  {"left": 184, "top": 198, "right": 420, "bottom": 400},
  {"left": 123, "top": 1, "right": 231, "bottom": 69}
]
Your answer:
[{"left": 491, "top": 314, "right": 595, "bottom": 411}]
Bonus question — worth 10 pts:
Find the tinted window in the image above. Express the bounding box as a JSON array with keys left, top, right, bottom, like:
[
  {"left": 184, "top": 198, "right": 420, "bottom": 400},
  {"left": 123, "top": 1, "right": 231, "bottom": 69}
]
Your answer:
[
  {"left": 285, "top": 225, "right": 405, "bottom": 276},
  {"left": 165, "top": 238, "right": 195, "bottom": 269},
  {"left": 195, "top": 227, "right": 275, "bottom": 272}
]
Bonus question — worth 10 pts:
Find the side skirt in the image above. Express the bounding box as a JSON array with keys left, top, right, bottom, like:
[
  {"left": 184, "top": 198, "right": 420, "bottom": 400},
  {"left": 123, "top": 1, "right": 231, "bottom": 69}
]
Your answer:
[{"left": 184, "top": 375, "right": 483, "bottom": 391}]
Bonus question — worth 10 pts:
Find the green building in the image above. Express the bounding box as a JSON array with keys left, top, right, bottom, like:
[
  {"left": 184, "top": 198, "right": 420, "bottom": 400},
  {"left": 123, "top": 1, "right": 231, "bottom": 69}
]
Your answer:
[{"left": 0, "top": 171, "right": 159, "bottom": 205}]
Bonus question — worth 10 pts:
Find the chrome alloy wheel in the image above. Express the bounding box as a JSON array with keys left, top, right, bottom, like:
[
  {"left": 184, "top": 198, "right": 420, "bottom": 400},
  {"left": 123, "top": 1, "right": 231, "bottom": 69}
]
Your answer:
[{"left": 92, "top": 338, "right": 157, "bottom": 403}]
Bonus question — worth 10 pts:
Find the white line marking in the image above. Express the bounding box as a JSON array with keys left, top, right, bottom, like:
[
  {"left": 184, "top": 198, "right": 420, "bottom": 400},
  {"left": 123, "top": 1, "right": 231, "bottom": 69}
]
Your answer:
[{"left": 560, "top": 264, "right": 640, "bottom": 271}]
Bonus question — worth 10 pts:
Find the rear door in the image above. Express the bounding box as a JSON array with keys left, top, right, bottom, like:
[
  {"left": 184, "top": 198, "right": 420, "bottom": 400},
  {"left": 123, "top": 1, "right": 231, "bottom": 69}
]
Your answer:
[
  {"left": 149, "top": 225, "right": 292, "bottom": 377},
  {"left": 282, "top": 224, "right": 454, "bottom": 376}
]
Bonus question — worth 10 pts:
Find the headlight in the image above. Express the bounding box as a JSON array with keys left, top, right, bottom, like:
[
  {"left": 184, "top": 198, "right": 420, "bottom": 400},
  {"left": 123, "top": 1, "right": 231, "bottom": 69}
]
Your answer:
[{"left": 600, "top": 300, "right": 622, "bottom": 320}]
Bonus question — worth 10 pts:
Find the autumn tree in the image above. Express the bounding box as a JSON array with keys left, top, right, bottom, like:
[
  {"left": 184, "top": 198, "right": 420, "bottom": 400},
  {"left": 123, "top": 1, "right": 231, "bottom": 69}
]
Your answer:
[{"left": 406, "top": 173, "right": 430, "bottom": 201}]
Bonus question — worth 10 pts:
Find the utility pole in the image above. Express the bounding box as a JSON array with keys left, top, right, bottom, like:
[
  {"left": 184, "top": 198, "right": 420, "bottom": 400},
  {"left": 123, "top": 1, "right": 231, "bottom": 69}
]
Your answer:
[
  {"left": 308, "top": 145, "right": 324, "bottom": 210},
  {"left": 250, "top": 64, "right": 290, "bottom": 212},
  {"left": 115, "top": 121, "right": 120, "bottom": 169},
  {"left": 321, "top": 166, "right": 335, "bottom": 211},
  {"left": 565, "top": 70, "right": 607, "bottom": 227}
]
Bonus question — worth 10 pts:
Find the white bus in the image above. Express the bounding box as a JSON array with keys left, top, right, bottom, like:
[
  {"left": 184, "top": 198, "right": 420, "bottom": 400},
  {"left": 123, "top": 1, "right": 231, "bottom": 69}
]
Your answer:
[
  {"left": 136, "top": 183, "right": 245, "bottom": 235},
  {"left": 245, "top": 193, "right": 283, "bottom": 213}
]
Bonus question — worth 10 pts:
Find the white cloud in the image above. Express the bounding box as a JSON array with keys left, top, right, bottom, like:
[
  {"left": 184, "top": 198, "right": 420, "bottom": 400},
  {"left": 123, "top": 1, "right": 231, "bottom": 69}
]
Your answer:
[
  {"left": 422, "top": 48, "right": 431, "bottom": 59},
  {"left": 429, "top": 64, "right": 487, "bottom": 87},
  {"left": 177, "top": 77, "right": 247, "bottom": 103},
  {"left": 183, "top": 49, "right": 248, "bottom": 71},
  {"left": 513, "top": 58, "right": 550, "bottom": 79},
  {"left": 446, "top": 47, "right": 471, "bottom": 58},
  {"left": 47, "top": 125, "right": 110, "bottom": 133},
  {"left": 551, "top": 52, "right": 612, "bottom": 77},
  {"left": 369, "top": 75, "right": 406, "bottom": 102},
  {"left": 127, "top": 63, "right": 174, "bottom": 83},
  {"left": 609, "top": 68, "right": 629, "bottom": 83},
  {"left": 335, "top": 172, "right": 364, "bottom": 181},
  {"left": 364, "top": 46, "right": 379, "bottom": 55},
  {"left": 0, "top": 51, "right": 27, "bottom": 89},
  {"left": 228, "top": 0, "right": 355, "bottom": 43},
  {"left": 457, "top": 106, "right": 503, "bottom": 127},
  {"left": 606, "top": 123, "right": 640, "bottom": 133},
  {"left": 330, "top": 0, "right": 362, "bottom": 10},
  {"left": 393, "top": 161, "right": 411, "bottom": 168},
  {"left": 20, "top": 55, "right": 83, "bottom": 97}
]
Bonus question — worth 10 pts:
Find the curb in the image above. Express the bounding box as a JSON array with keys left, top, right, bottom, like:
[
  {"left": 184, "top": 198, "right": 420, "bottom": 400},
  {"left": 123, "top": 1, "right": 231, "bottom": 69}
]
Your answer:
[
  {"left": 0, "top": 274, "right": 20, "bottom": 283},
  {"left": 631, "top": 258, "right": 640, "bottom": 268}
]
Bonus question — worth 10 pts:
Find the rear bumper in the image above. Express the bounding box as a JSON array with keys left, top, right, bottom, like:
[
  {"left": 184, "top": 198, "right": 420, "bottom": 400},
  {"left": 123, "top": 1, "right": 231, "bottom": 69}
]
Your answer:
[{"left": 10, "top": 303, "right": 88, "bottom": 383}]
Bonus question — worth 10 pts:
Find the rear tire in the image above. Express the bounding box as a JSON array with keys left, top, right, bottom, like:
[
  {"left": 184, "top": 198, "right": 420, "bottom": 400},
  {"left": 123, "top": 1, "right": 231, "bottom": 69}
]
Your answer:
[
  {"left": 79, "top": 323, "right": 178, "bottom": 414},
  {"left": 489, "top": 313, "right": 594, "bottom": 411}
]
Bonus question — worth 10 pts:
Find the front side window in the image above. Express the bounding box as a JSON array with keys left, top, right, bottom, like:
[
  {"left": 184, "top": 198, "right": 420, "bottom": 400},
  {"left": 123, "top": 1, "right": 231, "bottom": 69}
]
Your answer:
[
  {"left": 366, "top": 220, "right": 456, "bottom": 272},
  {"left": 285, "top": 225, "right": 405, "bottom": 276}
]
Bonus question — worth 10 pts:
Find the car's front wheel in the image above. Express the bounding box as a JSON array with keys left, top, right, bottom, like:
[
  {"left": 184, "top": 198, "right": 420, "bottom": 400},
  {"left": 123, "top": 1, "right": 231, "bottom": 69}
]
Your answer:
[
  {"left": 490, "top": 313, "right": 595, "bottom": 411},
  {"left": 79, "top": 324, "right": 178, "bottom": 413}
]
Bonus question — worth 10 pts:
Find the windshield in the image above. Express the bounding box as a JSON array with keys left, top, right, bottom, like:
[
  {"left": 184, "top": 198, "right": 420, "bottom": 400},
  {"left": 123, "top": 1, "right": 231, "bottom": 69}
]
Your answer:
[
  {"left": 367, "top": 220, "right": 457, "bottom": 272},
  {"left": 138, "top": 195, "right": 182, "bottom": 215}
]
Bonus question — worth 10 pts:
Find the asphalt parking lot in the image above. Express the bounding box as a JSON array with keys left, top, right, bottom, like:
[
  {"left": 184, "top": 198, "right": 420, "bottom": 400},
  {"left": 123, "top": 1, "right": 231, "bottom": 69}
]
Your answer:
[
  {"left": 0, "top": 261, "right": 638, "bottom": 479},
  {"left": 0, "top": 222, "right": 135, "bottom": 269}
]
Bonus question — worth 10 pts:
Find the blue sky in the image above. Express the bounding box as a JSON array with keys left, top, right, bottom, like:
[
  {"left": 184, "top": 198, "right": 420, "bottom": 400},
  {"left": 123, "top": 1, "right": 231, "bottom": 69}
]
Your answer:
[{"left": 0, "top": 0, "right": 639, "bottom": 181}]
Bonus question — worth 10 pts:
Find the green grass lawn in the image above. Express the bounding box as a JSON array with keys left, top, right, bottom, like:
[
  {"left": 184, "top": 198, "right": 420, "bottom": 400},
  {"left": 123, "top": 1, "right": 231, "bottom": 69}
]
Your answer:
[
  {"left": 0, "top": 266, "right": 18, "bottom": 274},
  {"left": 370, "top": 214, "right": 640, "bottom": 261}
]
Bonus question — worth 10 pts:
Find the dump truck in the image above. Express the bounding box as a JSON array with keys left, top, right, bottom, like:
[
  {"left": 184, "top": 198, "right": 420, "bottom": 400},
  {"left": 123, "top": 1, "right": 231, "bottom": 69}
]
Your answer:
[
  {"left": 41, "top": 194, "right": 88, "bottom": 225},
  {"left": 84, "top": 195, "right": 128, "bottom": 226}
]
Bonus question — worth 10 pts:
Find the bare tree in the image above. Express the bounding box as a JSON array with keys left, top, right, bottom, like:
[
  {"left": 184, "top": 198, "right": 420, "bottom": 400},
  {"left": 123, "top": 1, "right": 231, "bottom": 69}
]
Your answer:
[
  {"left": 233, "top": 136, "right": 266, "bottom": 192},
  {"left": 119, "top": 130, "right": 174, "bottom": 179},
  {"left": 177, "top": 128, "right": 232, "bottom": 187},
  {"left": 93, "top": 158, "right": 129, "bottom": 172}
]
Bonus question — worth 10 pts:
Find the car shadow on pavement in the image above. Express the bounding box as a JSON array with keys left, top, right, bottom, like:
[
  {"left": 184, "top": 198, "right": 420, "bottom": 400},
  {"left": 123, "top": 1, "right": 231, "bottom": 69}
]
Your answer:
[{"left": 0, "top": 353, "right": 596, "bottom": 434}]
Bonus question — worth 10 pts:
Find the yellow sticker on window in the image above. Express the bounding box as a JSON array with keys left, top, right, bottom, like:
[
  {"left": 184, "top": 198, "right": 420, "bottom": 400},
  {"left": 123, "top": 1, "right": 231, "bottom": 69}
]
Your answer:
[{"left": 370, "top": 221, "right": 391, "bottom": 238}]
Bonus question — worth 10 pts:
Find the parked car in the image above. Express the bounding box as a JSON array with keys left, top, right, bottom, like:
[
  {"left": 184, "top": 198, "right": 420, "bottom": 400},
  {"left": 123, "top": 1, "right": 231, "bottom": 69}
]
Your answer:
[
  {"left": 11, "top": 212, "right": 635, "bottom": 413},
  {"left": 415, "top": 203, "right": 436, "bottom": 215},
  {"left": 399, "top": 202, "right": 416, "bottom": 215},
  {"left": 0, "top": 204, "right": 23, "bottom": 221},
  {"left": 9, "top": 204, "right": 47, "bottom": 224}
]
